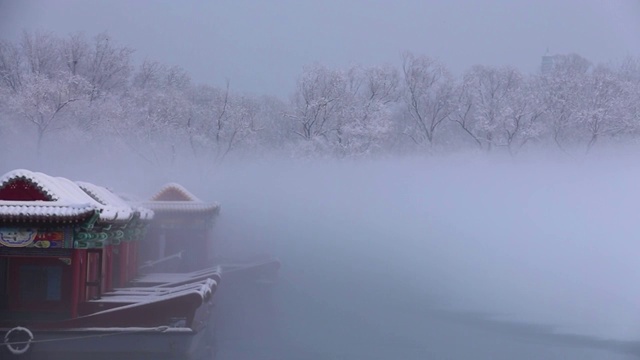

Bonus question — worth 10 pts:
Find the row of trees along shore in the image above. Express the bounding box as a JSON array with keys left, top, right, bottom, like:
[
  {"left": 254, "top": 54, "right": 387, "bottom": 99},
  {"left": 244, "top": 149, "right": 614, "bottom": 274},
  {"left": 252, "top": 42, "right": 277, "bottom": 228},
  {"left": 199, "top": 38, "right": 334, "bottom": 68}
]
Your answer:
[{"left": 1, "top": 31, "right": 640, "bottom": 166}]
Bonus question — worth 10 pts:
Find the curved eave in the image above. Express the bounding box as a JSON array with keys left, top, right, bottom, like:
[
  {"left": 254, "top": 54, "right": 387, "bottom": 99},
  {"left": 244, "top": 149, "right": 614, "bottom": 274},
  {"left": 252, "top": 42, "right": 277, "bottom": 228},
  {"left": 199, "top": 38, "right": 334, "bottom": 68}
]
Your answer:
[
  {"left": 91, "top": 210, "right": 134, "bottom": 224},
  {"left": 94, "top": 215, "right": 135, "bottom": 226},
  {"left": 127, "top": 206, "right": 154, "bottom": 222},
  {"left": 93, "top": 208, "right": 136, "bottom": 225},
  {"left": 0, "top": 211, "right": 96, "bottom": 224},
  {"left": 136, "top": 208, "right": 155, "bottom": 222}
]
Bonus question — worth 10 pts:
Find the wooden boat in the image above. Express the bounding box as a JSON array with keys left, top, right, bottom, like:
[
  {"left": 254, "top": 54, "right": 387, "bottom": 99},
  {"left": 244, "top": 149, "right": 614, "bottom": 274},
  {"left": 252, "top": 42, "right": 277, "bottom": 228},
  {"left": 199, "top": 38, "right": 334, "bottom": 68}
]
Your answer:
[{"left": 0, "top": 169, "right": 279, "bottom": 359}]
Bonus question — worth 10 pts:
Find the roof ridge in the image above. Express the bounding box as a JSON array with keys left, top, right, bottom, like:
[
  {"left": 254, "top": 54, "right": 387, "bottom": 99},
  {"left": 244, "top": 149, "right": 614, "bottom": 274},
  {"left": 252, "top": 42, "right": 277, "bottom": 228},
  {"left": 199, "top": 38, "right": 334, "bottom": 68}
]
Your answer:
[{"left": 150, "top": 183, "right": 202, "bottom": 202}]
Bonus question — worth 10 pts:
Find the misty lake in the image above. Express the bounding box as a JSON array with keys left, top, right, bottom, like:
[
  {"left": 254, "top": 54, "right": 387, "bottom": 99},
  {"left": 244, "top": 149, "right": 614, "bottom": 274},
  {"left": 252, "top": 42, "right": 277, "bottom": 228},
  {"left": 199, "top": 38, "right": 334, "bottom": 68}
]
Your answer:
[{"left": 202, "top": 156, "right": 640, "bottom": 360}]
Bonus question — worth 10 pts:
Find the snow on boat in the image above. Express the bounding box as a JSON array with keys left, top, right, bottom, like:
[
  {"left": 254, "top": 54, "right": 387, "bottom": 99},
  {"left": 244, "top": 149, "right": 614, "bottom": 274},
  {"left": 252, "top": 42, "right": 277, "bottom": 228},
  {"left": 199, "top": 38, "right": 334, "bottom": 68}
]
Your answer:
[
  {"left": 136, "top": 182, "right": 281, "bottom": 289},
  {"left": 0, "top": 170, "right": 230, "bottom": 359}
]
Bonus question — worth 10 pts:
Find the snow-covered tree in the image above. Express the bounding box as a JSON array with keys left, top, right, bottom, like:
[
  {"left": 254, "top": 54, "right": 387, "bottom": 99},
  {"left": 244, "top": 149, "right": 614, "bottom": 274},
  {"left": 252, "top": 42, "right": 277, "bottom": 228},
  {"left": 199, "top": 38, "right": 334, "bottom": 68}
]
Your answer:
[
  {"left": 289, "top": 64, "right": 345, "bottom": 142},
  {"left": 288, "top": 64, "right": 398, "bottom": 158},
  {"left": 21, "top": 31, "right": 63, "bottom": 79},
  {"left": 537, "top": 54, "right": 591, "bottom": 153},
  {"left": 401, "top": 52, "right": 455, "bottom": 149},
  {"left": 7, "top": 71, "right": 90, "bottom": 154},
  {"left": 116, "top": 67, "right": 192, "bottom": 165},
  {"left": 0, "top": 40, "right": 22, "bottom": 93},
  {"left": 577, "top": 64, "right": 628, "bottom": 151},
  {"left": 1, "top": 30, "right": 639, "bottom": 161},
  {"left": 465, "top": 65, "right": 521, "bottom": 151},
  {"left": 335, "top": 65, "right": 398, "bottom": 157},
  {"left": 185, "top": 82, "right": 260, "bottom": 162},
  {"left": 84, "top": 33, "right": 133, "bottom": 103},
  {"left": 499, "top": 78, "right": 545, "bottom": 154}
]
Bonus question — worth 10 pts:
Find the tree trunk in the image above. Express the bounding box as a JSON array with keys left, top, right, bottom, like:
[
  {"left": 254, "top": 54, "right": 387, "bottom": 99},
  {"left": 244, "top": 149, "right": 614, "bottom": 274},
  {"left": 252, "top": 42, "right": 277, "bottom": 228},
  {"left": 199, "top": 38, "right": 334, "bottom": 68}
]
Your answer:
[{"left": 36, "top": 127, "right": 45, "bottom": 158}]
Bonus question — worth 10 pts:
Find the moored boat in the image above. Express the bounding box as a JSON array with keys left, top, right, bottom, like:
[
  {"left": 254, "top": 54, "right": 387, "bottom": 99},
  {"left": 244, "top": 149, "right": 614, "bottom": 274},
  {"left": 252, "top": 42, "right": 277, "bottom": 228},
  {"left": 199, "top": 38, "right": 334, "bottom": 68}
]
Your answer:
[
  {"left": 136, "top": 182, "right": 281, "bottom": 291},
  {"left": 0, "top": 169, "right": 220, "bottom": 359}
]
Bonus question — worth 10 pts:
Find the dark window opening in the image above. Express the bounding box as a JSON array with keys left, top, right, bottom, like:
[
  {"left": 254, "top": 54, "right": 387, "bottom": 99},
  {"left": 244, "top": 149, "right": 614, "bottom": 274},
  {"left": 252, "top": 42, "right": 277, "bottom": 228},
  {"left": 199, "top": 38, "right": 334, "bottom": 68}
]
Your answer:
[
  {"left": 19, "top": 265, "right": 62, "bottom": 303},
  {"left": 6, "top": 257, "right": 71, "bottom": 315}
]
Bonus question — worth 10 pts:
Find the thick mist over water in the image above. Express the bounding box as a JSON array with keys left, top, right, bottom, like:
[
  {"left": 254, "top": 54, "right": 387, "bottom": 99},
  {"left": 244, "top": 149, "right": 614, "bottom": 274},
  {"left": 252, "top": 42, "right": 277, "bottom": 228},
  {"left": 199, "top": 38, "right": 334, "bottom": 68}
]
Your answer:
[{"left": 199, "top": 154, "right": 640, "bottom": 344}]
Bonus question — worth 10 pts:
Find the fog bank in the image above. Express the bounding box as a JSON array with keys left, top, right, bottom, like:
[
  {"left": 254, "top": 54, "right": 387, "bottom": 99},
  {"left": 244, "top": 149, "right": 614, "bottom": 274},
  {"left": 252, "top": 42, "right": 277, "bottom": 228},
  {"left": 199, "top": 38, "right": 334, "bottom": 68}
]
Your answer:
[{"left": 204, "top": 154, "right": 640, "bottom": 343}]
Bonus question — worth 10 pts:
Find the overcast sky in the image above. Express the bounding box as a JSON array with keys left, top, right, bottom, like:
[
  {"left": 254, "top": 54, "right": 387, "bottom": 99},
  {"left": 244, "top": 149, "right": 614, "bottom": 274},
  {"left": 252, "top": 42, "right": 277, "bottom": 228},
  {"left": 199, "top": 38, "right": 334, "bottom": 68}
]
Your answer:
[{"left": 1, "top": 0, "right": 639, "bottom": 97}]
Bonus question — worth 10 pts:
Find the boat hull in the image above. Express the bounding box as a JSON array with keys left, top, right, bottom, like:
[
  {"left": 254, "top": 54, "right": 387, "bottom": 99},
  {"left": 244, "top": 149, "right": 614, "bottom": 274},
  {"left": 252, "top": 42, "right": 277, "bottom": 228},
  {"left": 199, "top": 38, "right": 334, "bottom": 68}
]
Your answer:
[{"left": 1, "top": 327, "right": 213, "bottom": 360}]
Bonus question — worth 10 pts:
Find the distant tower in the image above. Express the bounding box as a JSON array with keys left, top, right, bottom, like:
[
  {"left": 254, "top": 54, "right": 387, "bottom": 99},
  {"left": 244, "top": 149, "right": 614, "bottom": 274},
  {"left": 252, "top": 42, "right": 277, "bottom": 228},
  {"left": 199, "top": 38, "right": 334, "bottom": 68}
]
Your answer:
[{"left": 541, "top": 48, "right": 554, "bottom": 74}]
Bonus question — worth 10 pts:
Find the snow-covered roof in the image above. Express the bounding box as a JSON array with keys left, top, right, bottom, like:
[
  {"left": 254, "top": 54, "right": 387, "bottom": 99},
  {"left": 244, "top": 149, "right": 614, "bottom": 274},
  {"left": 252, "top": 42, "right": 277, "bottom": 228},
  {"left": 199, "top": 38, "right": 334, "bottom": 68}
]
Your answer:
[
  {"left": 0, "top": 169, "right": 97, "bottom": 222},
  {"left": 52, "top": 176, "right": 125, "bottom": 223},
  {"left": 133, "top": 266, "right": 222, "bottom": 287},
  {"left": 86, "top": 279, "right": 218, "bottom": 318},
  {"left": 76, "top": 181, "right": 136, "bottom": 223},
  {"left": 117, "top": 192, "right": 142, "bottom": 202},
  {"left": 144, "top": 183, "right": 220, "bottom": 214},
  {"left": 0, "top": 169, "right": 155, "bottom": 224},
  {"left": 150, "top": 183, "right": 202, "bottom": 202},
  {"left": 112, "top": 193, "right": 155, "bottom": 221},
  {"left": 142, "top": 201, "right": 220, "bottom": 214}
]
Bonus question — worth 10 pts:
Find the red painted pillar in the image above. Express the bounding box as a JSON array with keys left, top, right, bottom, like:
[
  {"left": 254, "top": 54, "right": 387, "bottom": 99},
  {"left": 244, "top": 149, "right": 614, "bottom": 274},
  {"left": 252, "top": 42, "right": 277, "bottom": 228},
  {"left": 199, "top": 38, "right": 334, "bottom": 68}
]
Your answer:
[
  {"left": 70, "top": 249, "right": 83, "bottom": 318},
  {"left": 126, "top": 242, "right": 132, "bottom": 282},
  {"left": 78, "top": 250, "right": 87, "bottom": 303},
  {"left": 103, "top": 245, "right": 113, "bottom": 292},
  {"left": 128, "top": 242, "right": 138, "bottom": 282},
  {"left": 119, "top": 242, "right": 129, "bottom": 286}
]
